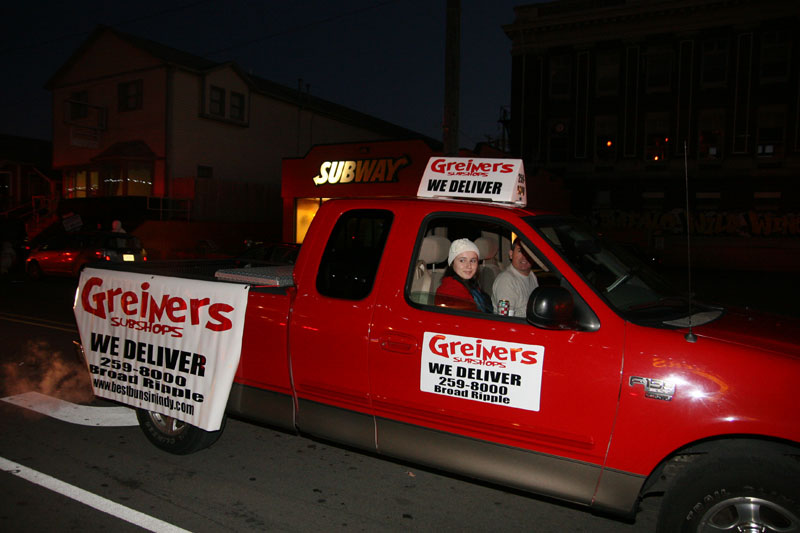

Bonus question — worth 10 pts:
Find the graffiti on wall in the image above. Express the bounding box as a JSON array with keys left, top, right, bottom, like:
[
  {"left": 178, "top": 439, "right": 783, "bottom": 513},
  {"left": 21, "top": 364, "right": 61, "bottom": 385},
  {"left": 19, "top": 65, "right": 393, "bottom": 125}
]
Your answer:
[{"left": 591, "top": 210, "right": 800, "bottom": 237}]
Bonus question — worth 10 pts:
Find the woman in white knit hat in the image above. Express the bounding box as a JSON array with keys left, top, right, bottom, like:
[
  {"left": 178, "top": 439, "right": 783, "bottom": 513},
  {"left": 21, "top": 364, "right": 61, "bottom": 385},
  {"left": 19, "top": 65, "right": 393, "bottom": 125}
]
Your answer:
[{"left": 434, "top": 238, "right": 492, "bottom": 312}]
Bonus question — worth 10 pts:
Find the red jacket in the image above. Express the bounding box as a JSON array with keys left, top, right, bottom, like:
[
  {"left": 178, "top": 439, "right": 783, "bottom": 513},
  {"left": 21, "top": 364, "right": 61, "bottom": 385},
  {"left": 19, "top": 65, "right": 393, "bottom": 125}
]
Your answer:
[{"left": 435, "top": 275, "right": 478, "bottom": 311}]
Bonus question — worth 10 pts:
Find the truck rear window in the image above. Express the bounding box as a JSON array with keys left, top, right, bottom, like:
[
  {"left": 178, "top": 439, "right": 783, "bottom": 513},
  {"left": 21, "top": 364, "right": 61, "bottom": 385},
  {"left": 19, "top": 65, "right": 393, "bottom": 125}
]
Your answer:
[{"left": 316, "top": 209, "right": 393, "bottom": 300}]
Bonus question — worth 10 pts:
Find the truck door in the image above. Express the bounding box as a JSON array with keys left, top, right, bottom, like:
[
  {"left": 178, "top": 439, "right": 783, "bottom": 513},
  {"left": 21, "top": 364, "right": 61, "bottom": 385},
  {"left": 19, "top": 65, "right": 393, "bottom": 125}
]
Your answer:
[
  {"left": 367, "top": 212, "right": 625, "bottom": 505},
  {"left": 288, "top": 208, "right": 393, "bottom": 450}
]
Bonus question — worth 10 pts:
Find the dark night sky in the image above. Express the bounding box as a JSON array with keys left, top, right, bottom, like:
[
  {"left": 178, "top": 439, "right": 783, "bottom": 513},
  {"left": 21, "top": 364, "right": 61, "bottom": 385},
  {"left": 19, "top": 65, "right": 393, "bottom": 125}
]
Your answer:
[{"left": 0, "top": 0, "right": 532, "bottom": 149}]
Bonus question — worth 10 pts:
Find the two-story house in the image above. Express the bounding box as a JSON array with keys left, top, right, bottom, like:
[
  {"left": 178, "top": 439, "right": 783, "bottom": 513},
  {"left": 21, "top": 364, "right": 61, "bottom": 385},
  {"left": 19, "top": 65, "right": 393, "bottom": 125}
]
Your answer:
[{"left": 46, "top": 25, "right": 435, "bottom": 256}]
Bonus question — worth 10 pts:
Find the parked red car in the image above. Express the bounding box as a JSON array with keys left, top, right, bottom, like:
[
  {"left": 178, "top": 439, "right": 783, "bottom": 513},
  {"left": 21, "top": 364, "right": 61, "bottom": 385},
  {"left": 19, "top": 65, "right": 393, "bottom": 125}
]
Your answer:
[{"left": 26, "top": 231, "right": 146, "bottom": 279}]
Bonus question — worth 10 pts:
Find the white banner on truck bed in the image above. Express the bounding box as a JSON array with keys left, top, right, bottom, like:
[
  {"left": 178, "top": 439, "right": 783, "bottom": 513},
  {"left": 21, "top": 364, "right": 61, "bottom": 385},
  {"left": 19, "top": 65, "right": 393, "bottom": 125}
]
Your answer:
[{"left": 73, "top": 268, "right": 249, "bottom": 431}]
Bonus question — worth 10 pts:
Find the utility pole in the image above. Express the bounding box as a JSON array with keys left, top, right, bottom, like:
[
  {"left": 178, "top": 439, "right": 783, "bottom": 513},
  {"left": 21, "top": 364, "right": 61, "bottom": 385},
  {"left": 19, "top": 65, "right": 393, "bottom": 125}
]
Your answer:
[{"left": 443, "top": 0, "right": 460, "bottom": 155}]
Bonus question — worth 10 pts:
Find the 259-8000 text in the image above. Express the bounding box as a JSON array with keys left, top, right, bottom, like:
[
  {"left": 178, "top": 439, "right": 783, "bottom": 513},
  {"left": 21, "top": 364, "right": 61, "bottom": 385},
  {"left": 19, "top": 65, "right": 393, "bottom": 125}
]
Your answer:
[{"left": 437, "top": 376, "right": 509, "bottom": 396}]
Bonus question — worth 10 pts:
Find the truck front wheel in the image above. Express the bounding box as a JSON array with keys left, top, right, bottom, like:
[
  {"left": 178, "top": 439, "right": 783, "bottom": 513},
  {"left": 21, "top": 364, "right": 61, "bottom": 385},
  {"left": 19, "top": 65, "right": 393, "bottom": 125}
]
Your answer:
[
  {"left": 657, "top": 446, "right": 800, "bottom": 533},
  {"left": 136, "top": 409, "right": 225, "bottom": 455}
]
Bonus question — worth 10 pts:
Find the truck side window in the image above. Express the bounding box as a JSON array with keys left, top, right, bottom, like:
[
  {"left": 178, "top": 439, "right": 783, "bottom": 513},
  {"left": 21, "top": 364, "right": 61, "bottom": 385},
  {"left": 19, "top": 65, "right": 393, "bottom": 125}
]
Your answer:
[
  {"left": 316, "top": 209, "right": 393, "bottom": 300},
  {"left": 408, "top": 214, "right": 555, "bottom": 316}
]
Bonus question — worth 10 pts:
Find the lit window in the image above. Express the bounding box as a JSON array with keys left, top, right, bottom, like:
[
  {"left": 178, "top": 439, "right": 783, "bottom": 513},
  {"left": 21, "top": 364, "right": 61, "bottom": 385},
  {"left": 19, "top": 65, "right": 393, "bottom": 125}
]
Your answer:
[{"left": 127, "top": 162, "right": 153, "bottom": 197}]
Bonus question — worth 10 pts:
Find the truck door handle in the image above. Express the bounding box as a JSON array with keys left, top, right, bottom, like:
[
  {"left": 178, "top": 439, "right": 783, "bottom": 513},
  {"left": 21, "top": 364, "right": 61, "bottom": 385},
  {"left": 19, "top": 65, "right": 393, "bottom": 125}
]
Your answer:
[{"left": 378, "top": 332, "right": 418, "bottom": 354}]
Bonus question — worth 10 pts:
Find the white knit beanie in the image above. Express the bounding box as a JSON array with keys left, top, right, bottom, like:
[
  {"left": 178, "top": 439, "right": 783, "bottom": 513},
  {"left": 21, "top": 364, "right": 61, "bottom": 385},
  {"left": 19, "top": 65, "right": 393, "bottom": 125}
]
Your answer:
[{"left": 448, "top": 238, "right": 480, "bottom": 265}]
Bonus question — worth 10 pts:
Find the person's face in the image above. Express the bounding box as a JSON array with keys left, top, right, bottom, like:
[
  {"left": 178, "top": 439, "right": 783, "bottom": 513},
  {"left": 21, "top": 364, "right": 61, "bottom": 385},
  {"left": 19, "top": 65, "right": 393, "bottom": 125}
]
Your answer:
[
  {"left": 509, "top": 243, "right": 533, "bottom": 275},
  {"left": 452, "top": 252, "right": 478, "bottom": 280}
]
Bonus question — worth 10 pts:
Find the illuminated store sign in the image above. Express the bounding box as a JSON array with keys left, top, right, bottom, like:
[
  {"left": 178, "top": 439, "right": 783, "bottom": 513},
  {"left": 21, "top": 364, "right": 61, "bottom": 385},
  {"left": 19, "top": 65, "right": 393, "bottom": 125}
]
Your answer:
[{"left": 312, "top": 156, "right": 410, "bottom": 186}]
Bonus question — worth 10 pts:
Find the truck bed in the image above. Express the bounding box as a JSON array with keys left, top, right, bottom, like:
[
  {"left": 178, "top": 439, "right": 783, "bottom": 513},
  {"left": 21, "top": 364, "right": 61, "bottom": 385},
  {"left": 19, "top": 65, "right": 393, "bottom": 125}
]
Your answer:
[{"left": 87, "top": 260, "right": 294, "bottom": 287}]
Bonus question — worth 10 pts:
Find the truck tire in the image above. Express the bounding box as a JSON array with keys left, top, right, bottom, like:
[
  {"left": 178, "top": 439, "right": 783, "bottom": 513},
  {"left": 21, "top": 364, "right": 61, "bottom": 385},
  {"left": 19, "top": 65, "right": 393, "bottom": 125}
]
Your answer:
[
  {"left": 657, "top": 445, "right": 800, "bottom": 533},
  {"left": 136, "top": 409, "right": 225, "bottom": 455}
]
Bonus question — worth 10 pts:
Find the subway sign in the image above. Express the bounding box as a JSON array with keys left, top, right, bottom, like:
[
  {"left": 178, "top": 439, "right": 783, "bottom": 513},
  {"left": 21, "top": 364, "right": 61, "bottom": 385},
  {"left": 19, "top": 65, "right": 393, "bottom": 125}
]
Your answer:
[{"left": 312, "top": 156, "right": 410, "bottom": 186}]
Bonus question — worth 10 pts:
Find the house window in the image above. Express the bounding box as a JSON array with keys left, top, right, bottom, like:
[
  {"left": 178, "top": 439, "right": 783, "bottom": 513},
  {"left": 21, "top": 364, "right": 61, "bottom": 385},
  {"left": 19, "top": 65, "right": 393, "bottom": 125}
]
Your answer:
[
  {"left": 697, "top": 110, "right": 726, "bottom": 161},
  {"left": 594, "top": 116, "right": 618, "bottom": 163},
  {"left": 549, "top": 55, "right": 571, "bottom": 98},
  {"left": 760, "top": 30, "right": 791, "bottom": 82},
  {"left": 548, "top": 119, "right": 570, "bottom": 163},
  {"left": 644, "top": 113, "right": 670, "bottom": 162},
  {"left": 118, "top": 80, "right": 143, "bottom": 111},
  {"left": 230, "top": 92, "right": 245, "bottom": 121},
  {"left": 756, "top": 106, "right": 785, "bottom": 157},
  {"left": 645, "top": 49, "right": 672, "bottom": 92},
  {"left": 197, "top": 165, "right": 213, "bottom": 179},
  {"left": 595, "top": 51, "right": 619, "bottom": 96},
  {"left": 701, "top": 40, "right": 728, "bottom": 86},
  {"left": 209, "top": 86, "right": 225, "bottom": 116},
  {"left": 69, "top": 91, "right": 88, "bottom": 120}
]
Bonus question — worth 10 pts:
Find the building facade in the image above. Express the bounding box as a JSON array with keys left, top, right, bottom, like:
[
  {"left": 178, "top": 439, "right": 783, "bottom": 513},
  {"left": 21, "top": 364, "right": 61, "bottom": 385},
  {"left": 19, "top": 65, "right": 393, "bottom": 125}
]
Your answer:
[{"left": 504, "top": 0, "right": 800, "bottom": 269}]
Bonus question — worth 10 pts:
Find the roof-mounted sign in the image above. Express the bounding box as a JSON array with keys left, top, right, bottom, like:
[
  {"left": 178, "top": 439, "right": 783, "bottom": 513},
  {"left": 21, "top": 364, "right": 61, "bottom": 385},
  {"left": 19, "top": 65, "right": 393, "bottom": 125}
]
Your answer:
[{"left": 417, "top": 157, "right": 526, "bottom": 206}]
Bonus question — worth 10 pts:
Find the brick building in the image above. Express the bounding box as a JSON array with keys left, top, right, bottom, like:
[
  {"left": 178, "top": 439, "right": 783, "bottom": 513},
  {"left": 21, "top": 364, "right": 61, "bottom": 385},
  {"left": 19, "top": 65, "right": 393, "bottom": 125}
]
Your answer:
[{"left": 504, "top": 0, "right": 800, "bottom": 269}]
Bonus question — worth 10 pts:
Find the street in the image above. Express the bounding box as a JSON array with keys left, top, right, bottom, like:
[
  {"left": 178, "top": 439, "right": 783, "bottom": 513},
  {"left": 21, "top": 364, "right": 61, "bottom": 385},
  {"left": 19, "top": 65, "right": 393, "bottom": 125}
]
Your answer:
[{"left": 0, "top": 268, "right": 796, "bottom": 532}]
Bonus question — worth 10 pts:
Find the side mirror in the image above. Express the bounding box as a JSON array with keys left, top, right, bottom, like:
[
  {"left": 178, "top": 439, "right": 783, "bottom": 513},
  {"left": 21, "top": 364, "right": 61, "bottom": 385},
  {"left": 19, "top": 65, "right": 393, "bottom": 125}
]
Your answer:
[{"left": 526, "top": 286, "right": 575, "bottom": 330}]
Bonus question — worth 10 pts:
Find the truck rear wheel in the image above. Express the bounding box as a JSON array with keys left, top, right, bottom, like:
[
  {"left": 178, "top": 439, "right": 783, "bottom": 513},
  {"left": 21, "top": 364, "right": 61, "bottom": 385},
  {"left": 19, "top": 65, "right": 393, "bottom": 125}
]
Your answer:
[
  {"left": 657, "top": 444, "right": 800, "bottom": 533},
  {"left": 136, "top": 409, "right": 225, "bottom": 455}
]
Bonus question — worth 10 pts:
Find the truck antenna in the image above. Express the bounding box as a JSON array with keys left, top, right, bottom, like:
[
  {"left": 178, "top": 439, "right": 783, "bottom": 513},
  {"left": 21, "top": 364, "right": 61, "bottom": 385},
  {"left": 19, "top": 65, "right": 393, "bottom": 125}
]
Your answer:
[{"left": 683, "top": 140, "right": 697, "bottom": 343}]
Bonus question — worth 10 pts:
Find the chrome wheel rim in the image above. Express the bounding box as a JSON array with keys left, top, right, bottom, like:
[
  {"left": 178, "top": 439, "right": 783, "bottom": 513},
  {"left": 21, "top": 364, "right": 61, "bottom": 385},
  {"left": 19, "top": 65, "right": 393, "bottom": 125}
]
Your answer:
[
  {"left": 148, "top": 412, "right": 185, "bottom": 437},
  {"left": 698, "top": 496, "right": 800, "bottom": 533}
]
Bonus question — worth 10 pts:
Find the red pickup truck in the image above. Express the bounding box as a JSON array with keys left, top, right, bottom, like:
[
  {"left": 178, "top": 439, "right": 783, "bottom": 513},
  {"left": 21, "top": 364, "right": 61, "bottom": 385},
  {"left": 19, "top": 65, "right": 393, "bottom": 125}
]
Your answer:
[{"left": 74, "top": 158, "right": 800, "bottom": 533}]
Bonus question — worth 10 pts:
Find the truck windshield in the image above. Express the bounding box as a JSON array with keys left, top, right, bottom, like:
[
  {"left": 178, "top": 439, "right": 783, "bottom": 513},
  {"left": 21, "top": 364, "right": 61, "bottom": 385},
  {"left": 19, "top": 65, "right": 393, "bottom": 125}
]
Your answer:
[{"left": 526, "top": 215, "right": 720, "bottom": 326}]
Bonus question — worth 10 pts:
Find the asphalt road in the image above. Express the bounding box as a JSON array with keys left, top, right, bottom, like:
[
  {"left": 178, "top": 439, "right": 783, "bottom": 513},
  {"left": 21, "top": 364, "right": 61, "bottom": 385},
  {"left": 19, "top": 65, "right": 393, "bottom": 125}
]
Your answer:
[{"left": 0, "top": 267, "right": 796, "bottom": 532}]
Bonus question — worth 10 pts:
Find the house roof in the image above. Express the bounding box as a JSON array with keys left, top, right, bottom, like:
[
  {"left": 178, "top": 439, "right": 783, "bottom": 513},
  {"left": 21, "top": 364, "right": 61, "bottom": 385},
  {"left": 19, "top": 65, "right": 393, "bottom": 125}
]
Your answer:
[
  {"left": 91, "top": 140, "right": 155, "bottom": 161},
  {"left": 47, "top": 25, "right": 441, "bottom": 147}
]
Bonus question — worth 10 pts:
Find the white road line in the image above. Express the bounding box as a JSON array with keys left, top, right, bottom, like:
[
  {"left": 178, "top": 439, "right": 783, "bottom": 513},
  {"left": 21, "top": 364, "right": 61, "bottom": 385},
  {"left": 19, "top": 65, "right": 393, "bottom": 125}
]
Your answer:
[
  {"left": 1, "top": 391, "right": 138, "bottom": 426},
  {"left": 0, "top": 456, "right": 192, "bottom": 533}
]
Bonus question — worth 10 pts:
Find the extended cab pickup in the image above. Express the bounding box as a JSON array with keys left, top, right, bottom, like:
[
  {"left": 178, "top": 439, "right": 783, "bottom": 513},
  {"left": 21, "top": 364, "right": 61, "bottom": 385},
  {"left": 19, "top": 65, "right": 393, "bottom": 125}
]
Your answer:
[{"left": 74, "top": 158, "right": 800, "bottom": 533}]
